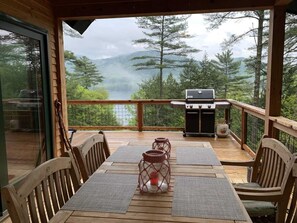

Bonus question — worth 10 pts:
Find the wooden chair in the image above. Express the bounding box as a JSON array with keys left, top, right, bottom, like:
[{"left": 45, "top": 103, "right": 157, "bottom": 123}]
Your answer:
[
  {"left": 73, "top": 131, "right": 110, "bottom": 183},
  {"left": 285, "top": 162, "right": 297, "bottom": 223},
  {"left": 221, "top": 136, "right": 296, "bottom": 222},
  {"left": 1, "top": 156, "right": 81, "bottom": 223}
]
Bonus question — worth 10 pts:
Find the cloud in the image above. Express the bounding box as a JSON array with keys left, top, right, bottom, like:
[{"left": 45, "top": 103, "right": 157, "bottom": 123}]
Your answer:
[
  {"left": 64, "top": 14, "right": 256, "bottom": 61},
  {"left": 64, "top": 18, "right": 145, "bottom": 59}
]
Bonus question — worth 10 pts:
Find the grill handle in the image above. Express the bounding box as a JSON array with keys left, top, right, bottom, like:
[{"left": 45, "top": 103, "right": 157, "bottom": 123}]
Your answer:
[
  {"left": 186, "top": 112, "right": 199, "bottom": 115},
  {"left": 201, "top": 111, "right": 215, "bottom": 114}
]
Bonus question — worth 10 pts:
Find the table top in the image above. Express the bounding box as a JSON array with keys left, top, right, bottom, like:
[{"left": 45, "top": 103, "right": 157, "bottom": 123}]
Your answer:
[{"left": 53, "top": 142, "right": 252, "bottom": 223}]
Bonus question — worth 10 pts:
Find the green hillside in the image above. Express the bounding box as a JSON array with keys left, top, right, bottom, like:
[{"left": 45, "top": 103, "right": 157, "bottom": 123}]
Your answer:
[
  {"left": 92, "top": 51, "right": 184, "bottom": 99},
  {"left": 91, "top": 51, "right": 248, "bottom": 99}
]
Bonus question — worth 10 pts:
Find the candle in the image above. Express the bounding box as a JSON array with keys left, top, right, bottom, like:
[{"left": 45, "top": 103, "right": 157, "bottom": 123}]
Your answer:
[{"left": 150, "top": 171, "right": 158, "bottom": 185}]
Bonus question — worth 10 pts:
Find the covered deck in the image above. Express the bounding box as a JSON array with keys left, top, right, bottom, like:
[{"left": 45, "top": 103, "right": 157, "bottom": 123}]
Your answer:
[{"left": 1, "top": 0, "right": 297, "bottom": 221}]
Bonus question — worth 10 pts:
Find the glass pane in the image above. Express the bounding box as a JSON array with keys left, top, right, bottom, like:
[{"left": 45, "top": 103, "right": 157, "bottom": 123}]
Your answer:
[{"left": 0, "top": 29, "right": 45, "bottom": 183}]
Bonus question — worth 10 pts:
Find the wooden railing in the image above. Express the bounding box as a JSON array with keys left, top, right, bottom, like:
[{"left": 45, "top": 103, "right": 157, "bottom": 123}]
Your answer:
[
  {"left": 67, "top": 99, "right": 297, "bottom": 154},
  {"left": 227, "top": 99, "right": 297, "bottom": 155},
  {"left": 67, "top": 99, "right": 185, "bottom": 132}
]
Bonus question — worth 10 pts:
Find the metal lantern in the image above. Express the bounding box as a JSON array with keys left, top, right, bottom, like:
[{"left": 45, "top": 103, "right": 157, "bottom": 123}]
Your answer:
[
  {"left": 138, "top": 150, "right": 170, "bottom": 193},
  {"left": 152, "top": 137, "right": 171, "bottom": 159}
]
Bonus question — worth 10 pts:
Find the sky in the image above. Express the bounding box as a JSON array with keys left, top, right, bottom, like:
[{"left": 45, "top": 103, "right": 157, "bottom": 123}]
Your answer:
[{"left": 63, "top": 14, "right": 257, "bottom": 61}]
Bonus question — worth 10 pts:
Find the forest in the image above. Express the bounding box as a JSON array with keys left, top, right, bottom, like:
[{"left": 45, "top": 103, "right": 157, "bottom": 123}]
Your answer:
[{"left": 64, "top": 11, "right": 297, "bottom": 129}]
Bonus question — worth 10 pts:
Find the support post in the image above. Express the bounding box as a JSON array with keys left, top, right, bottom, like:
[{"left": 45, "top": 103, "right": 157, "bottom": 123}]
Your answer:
[{"left": 264, "top": 6, "right": 286, "bottom": 137}]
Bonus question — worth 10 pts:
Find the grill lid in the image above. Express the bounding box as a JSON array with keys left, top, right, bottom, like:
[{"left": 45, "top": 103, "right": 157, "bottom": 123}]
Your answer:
[{"left": 186, "top": 89, "right": 215, "bottom": 102}]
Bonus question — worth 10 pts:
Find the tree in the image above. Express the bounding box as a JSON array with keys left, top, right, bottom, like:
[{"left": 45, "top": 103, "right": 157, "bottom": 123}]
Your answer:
[
  {"left": 132, "top": 15, "right": 199, "bottom": 98},
  {"left": 65, "top": 53, "right": 103, "bottom": 89},
  {"left": 64, "top": 51, "right": 119, "bottom": 126},
  {"left": 131, "top": 73, "right": 183, "bottom": 127},
  {"left": 0, "top": 32, "right": 41, "bottom": 98},
  {"left": 204, "top": 11, "right": 270, "bottom": 107},
  {"left": 282, "top": 13, "right": 297, "bottom": 120},
  {"left": 179, "top": 54, "right": 225, "bottom": 96},
  {"left": 213, "top": 49, "right": 251, "bottom": 99},
  {"left": 198, "top": 54, "right": 225, "bottom": 96},
  {"left": 179, "top": 59, "right": 200, "bottom": 90},
  {"left": 64, "top": 50, "right": 105, "bottom": 98}
]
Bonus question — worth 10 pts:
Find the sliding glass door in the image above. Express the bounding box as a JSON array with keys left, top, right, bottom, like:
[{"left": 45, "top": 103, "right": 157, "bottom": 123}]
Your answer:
[{"left": 0, "top": 15, "right": 53, "bottom": 215}]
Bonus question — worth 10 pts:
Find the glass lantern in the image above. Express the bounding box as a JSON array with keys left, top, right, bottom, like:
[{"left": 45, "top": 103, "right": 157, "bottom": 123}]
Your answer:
[
  {"left": 138, "top": 150, "right": 170, "bottom": 193},
  {"left": 152, "top": 137, "right": 171, "bottom": 158}
]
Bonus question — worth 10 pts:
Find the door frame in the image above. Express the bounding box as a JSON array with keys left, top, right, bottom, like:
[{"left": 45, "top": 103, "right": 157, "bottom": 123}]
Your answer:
[{"left": 0, "top": 13, "right": 53, "bottom": 215}]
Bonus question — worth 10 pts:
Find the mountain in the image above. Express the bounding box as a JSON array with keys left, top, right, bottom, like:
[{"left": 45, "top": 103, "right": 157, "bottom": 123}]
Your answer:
[
  {"left": 90, "top": 51, "right": 249, "bottom": 99},
  {"left": 92, "top": 51, "right": 184, "bottom": 99}
]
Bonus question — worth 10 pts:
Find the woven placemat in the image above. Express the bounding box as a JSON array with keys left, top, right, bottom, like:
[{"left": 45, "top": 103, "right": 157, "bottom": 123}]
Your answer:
[
  {"left": 176, "top": 147, "right": 221, "bottom": 166},
  {"left": 172, "top": 176, "right": 247, "bottom": 221},
  {"left": 128, "top": 140, "right": 210, "bottom": 148},
  {"left": 106, "top": 146, "right": 150, "bottom": 163},
  {"left": 62, "top": 173, "right": 138, "bottom": 213}
]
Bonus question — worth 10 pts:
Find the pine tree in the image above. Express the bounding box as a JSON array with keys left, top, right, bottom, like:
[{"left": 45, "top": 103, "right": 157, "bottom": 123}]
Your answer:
[
  {"left": 204, "top": 11, "right": 270, "bottom": 107},
  {"left": 64, "top": 51, "right": 103, "bottom": 90},
  {"left": 213, "top": 49, "right": 251, "bottom": 99},
  {"left": 179, "top": 59, "right": 200, "bottom": 90},
  {"left": 179, "top": 54, "right": 225, "bottom": 96},
  {"left": 132, "top": 15, "right": 198, "bottom": 98}
]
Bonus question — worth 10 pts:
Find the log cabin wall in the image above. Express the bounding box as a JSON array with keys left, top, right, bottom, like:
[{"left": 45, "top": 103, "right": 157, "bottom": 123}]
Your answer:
[{"left": 0, "top": 0, "right": 64, "bottom": 157}]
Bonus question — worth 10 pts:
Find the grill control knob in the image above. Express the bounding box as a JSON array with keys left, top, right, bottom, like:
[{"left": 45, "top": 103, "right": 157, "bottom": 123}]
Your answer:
[
  {"left": 208, "top": 105, "right": 211, "bottom": 109},
  {"left": 199, "top": 105, "right": 202, "bottom": 109},
  {"left": 190, "top": 105, "right": 193, "bottom": 109}
]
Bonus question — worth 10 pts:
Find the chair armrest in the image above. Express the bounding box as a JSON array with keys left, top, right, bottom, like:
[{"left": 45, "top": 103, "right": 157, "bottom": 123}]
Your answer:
[
  {"left": 49, "top": 210, "right": 73, "bottom": 223},
  {"left": 220, "top": 160, "right": 255, "bottom": 167},
  {"left": 235, "top": 186, "right": 281, "bottom": 193},
  {"left": 237, "top": 190, "right": 283, "bottom": 202}
]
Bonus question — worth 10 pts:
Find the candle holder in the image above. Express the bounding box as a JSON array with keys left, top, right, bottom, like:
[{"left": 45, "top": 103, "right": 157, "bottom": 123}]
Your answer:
[
  {"left": 138, "top": 150, "right": 170, "bottom": 193},
  {"left": 152, "top": 137, "right": 171, "bottom": 159}
]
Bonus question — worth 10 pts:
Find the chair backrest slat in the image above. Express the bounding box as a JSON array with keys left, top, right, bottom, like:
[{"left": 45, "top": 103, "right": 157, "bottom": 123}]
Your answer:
[
  {"left": 65, "top": 169, "right": 74, "bottom": 198},
  {"left": 42, "top": 179, "right": 54, "bottom": 219},
  {"left": 257, "top": 148, "right": 269, "bottom": 185},
  {"left": 73, "top": 132, "right": 110, "bottom": 182},
  {"left": 28, "top": 192, "right": 39, "bottom": 222},
  {"left": 53, "top": 171, "right": 65, "bottom": 207},
  {"left": 35, "top": 185, "right": 47, "bottom": 222},
  {"left": 271, "top": 154, "right": 281, "bottom": 187},
  {"left": 48, "top": 174, "right": 59, "bottom": 213},
  {"left": 2, "top": 157, "right": 80, "bottom": 222},
  {"left": 267, "top": 150, "right": 277, "bottom": 187},
  {"left": 60, "top": 169, "right": 69, "bottom": 202}
]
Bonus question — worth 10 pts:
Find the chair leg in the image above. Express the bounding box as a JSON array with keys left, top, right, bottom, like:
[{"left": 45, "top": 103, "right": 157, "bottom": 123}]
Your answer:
[{"left": 276, "top": 201, "right": 287, "bottom": 223}]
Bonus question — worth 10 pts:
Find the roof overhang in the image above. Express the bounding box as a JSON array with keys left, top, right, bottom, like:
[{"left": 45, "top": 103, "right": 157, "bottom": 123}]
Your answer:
[
  {"left": 53, "top": 0, "right": 277, "bottom": 20},
  {"left": 56, "top": 0, "right": 295, "bottom": 34}
]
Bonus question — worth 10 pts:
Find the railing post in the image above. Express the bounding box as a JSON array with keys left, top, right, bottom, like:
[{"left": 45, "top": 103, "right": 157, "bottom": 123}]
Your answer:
[
  {"left": 137, "top": 102, "right": 143, "bottom": 132},
  {"left": 224, "top": 107, "right": 231, "bottom": 126},
  {"left": 241, "top": 109, "right": 247, "bottom": 150}
]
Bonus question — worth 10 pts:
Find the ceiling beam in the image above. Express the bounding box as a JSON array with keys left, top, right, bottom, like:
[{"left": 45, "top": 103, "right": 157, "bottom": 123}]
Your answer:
[
  {"left": 275, "top": 0, "right": 293, "bottom": 6},
  {"left": 54, "top": 0, "right": 275, "bottom": 20}
]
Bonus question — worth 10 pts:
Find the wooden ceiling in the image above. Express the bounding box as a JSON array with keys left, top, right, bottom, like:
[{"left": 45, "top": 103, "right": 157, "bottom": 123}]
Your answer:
[{"left": 52, "top": 0, "right": 288, "bottom": 20}]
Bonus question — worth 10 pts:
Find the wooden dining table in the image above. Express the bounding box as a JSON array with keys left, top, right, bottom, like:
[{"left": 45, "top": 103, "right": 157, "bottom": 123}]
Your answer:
[{"left": 52, "top": 141, "right": 252, "bottom": 223}]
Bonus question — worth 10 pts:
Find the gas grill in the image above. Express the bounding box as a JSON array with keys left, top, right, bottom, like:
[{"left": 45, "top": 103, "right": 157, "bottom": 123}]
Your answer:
[{"left": 183, "top": 89, "right": 216, "bottom": 137}]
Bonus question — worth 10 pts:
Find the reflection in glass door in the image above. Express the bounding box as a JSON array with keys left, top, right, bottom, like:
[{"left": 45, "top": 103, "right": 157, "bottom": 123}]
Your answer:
[{"left": 0, "top": 16, "right": 52, "bottom": 215}]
